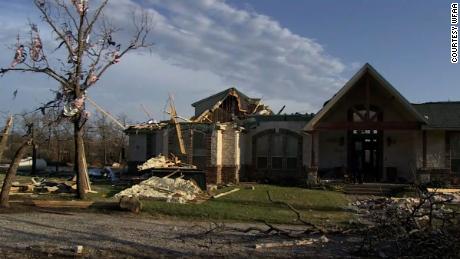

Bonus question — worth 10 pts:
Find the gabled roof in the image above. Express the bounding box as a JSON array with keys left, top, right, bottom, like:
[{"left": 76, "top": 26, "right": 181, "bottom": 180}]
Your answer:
[
  {"left": 191, "top": 87, "right": 260, "bottom": 108},
  {"left": 304, "top": 63, "right": 427, "bottom": 131},
  {"left": 413, "top": 102, "right": 460, "bottom": 129}
]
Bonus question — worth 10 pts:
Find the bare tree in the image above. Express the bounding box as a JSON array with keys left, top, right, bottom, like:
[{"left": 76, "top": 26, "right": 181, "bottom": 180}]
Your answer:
[
  {"left": 0, "top": 116, "right": 14, "bottom": 163},
  {"left": 0, "top": 124, "right": 33, "bottom": 208},
  {"left": 0, "top": 0, "right": 152, "bottom": 199}
]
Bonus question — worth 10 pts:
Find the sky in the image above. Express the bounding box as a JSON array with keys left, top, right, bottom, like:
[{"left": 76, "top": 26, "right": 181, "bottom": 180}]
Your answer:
[{"left": 0, "top": 0, "right": 458, "bottom": 125}]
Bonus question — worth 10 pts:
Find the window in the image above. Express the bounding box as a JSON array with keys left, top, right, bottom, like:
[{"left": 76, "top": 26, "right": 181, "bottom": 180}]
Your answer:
[
  {"left": 286, "top": 157, "right": 297, "bottom": 169},
  {"left": 253, "top": 129, "right": 302, "bottom": 171},
  {"left": 272, "top": 157, "right": 283, "bottom": 169},
  {"left": 257, "top": 157, "right": 268, "bottom": 169},
  {"left": 350, "top": 105, "right": 382, "bottom": 123}
]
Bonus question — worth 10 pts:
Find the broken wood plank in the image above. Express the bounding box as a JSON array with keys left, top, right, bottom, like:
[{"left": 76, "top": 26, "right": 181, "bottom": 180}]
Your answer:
[
  {"left": 212, "top": 188, "right": 240, "bottom": 199},
  {"left": 255, "top": 239, "right": 314, "bottom": 249},
  {"left": 32, "top": 200, "right": 94, "bottom": 209},
  {"left": 168, "top": 94, "right": 186, "bottom": 154},
  {"left": 427, "top": 188, "right": 460, "bottom": 193},
  {"left": 163, "top": 169, "right": 181, "bottom": 179},
  {"left": 255, "top": 236, "right": 328, "bottom": 249}
]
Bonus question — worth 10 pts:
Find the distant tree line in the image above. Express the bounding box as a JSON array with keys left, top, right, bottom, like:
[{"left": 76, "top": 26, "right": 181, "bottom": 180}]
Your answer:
[{"left": 1, "top": 111, "right": 129, "bottom": 168}]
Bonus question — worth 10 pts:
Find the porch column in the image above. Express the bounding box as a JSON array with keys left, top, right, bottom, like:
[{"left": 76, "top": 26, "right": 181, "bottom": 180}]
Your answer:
[
  {"left": 310, "top": 132, "right": 316, "bottom": 167},
  {"left": 422, "top": 130, "right": 427, "bottom": 168},
  {"left": 307, "top": 131, "right": 318, "bottom": 185}
]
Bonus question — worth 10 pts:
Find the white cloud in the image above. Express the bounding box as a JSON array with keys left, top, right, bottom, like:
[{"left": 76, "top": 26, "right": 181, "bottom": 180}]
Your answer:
[
  {"left": 124, "top": 0, "right": 346, "bottom": 111},
  {"left": 0, "top": 0, "right": 348, "bottom": 123}
]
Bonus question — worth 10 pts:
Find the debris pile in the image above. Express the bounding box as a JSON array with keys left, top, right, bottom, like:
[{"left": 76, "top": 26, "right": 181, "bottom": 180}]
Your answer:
[
  {"left": 137, "top": 154, "right": 196, "bottom": 171},
  {"left": 352, "top": 188, "right": 460, "bottom": 258},
  {"left": 114, "top": 176, "right": 202, "bottom": 204}
]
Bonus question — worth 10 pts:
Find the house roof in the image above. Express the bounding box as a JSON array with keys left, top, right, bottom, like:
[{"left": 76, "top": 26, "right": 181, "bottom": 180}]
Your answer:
[
  {"left": 304, "top": 63, "right": 428, "bottom": 131},
  {"left": 413, "top": 102, "right": 460, "bottom": 129},
  {"left": 191, "top": 87, "right": 260, "bottom": 109}
]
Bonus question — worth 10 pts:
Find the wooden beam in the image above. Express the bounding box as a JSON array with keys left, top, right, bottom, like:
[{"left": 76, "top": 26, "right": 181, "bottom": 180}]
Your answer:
[
  {"left": 86, "top": 96, "right": 125, "bottom": 130},
  {"left": 365, "top": 74, "right": 371, "bottom": 120},
  {"left": 168, "top": 95, "right": 186, "bottom": 155},
  {"left": 315, "top": 121, "right": 421, "bottom": 130}
]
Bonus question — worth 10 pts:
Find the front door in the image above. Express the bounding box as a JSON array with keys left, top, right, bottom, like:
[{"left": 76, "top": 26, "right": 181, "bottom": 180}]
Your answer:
[{"left": 348, "top": 129, "right": 383, "bottom": 183}]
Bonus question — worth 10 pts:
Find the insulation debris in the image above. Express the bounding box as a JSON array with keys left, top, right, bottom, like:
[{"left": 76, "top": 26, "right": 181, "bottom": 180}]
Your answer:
[
  {"left": 114, "top": 176, "right": 202, "bottom": 204},
  {"left": 137, "top": 154, "right": 197, "bottom": 171}
]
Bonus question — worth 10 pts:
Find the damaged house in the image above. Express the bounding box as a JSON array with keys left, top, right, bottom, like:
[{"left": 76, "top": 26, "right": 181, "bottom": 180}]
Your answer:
[{"left": 126, "top": 63, "right": 460, "bottom": 185}]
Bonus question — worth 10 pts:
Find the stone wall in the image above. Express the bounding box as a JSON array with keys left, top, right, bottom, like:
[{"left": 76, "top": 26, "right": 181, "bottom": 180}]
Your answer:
[{"left": 206, "top": 123, "right": 241, "bottom": 184}]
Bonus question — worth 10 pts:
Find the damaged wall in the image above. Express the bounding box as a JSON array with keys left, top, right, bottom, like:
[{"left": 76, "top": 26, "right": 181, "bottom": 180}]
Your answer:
[{"left": 127, "top": 122, "right": 241, "bottom": 185}]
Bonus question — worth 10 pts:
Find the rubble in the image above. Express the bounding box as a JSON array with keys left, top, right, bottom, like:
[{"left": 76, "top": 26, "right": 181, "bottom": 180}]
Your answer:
[
  {"left": 8, "top": 177, "right": 76, "bottom": 195},
  {"left": 114, "top": 176, "right": 203, "bottom": 204},
  {"left": 137, "top": 154, "right": 197, "bottom": 171}
]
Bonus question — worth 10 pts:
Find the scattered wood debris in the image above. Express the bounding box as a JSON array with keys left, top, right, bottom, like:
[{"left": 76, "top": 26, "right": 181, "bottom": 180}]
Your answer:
[
  {"left": 137, "top": 154, "right": 196, "bottom": 171},
  {"left": 212, "top": 188, "right": 240, "bottom": 199},
  {"left": 255, "top": 236, "right": 329, "bottom": 249}
]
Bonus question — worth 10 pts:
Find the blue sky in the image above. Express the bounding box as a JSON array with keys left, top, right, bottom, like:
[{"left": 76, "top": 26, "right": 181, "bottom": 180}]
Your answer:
[
  {"left": 0, "top": 0, "right": 458, "bottom": 124},
  {"left": 233, "top": 0, "right": 458, "bottom": 102}
]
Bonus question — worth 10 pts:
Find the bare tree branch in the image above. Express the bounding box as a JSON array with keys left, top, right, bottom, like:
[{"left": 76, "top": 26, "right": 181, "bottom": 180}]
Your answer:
[
  {"left": 84, "top": 0, "right": 109, "bottom": 37},
  {"left": 34, "top": 0, "right": 74, "bottom": 55},
  {"left": 0, "top": 67, "right": 67, "bottom": 85}
]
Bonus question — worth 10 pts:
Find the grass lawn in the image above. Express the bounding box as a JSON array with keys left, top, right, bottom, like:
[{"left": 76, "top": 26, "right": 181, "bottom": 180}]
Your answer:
[
  {"left": 1, "top": 172, "right": 354, "bottom": 226},
  {"left": 142, "top": 185, "right": 353, "bottom": 226}
]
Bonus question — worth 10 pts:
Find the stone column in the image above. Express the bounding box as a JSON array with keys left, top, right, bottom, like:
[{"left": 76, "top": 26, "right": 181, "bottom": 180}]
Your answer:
[
  {"left": 307, "top": 132, "right": 318, "bottom": 186},
  {"left": 209, "top": 125, "right": 223, "bottom": 184}
]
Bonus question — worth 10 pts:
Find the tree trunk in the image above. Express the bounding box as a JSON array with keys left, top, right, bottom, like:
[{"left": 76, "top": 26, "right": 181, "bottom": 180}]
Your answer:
[
  {"left": 74, "top": 121, "right": 90, "bottom": 199},
  {"left": 0, "top": 116, "right": 13, "bottom": 163},
  {"left": 0, "top": 138, "right": 32, "bottom": 208}
]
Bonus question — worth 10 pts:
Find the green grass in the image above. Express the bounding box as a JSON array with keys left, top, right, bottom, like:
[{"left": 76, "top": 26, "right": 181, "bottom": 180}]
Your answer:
[
  {"left": 1, "top": 172, "right": 353, "bottom": 225},
  {"left": 142, "top": 185, "right": 353, "bottom": 226}
]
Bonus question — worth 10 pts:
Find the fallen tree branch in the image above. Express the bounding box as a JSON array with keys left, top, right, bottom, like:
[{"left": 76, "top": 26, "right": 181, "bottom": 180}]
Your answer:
[{"left": 266, "top": 190, "right": 326, "bottom": 234}]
